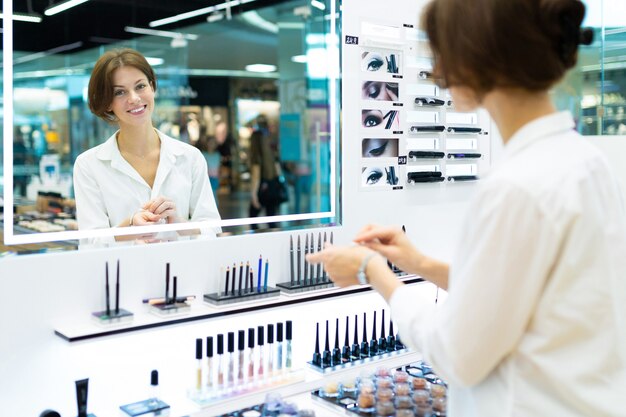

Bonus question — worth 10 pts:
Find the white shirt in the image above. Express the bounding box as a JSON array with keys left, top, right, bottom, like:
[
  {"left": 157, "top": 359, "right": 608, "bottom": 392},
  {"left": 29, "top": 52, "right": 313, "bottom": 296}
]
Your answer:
[
  {"left": 391, "top": 112, "right": 626, "bottom": 416},
  {"left": 73, "top": 130, "right": 221, "bottom": 233}
]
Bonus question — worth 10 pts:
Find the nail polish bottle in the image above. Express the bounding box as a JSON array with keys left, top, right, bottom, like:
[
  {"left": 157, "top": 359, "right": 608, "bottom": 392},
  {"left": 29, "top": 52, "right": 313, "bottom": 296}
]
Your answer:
[
  {"left": 267, "top": 324, "right": 275, "bottom": 376},
  {"left": 195, "top": 338, "right": 202, "bottom": 391},
  {"left": 217, "top": 334, "right": 225, "bottom": 388},
  {"left": 360, "top": 312, "right": 370, "bottom": 359},
  {"left": 257, "top": 325, "right": 265, "bottom": 379},
  {"left": 378, "top": 310, "right": 388, "bottom": 352},
  {"left": 286, "top": 320, "right": 293, "bottom": 370},
  {"left": 248, "top": 327, "right": 255, "bottom": 381},
  {"left": 322, "top": 320, "right": 332, "bottom": 368},
  {"left": 369, "top": 311, "right": 378, "bottom": 357},
  {"left": 276, "top": 322, "right": 284, "bottom": 373},
  {"left": 206, "top": 336, "right": 214, "bottom": 389},
  {"left": 387, "top": 321, "right": 396, "bottom": 352},
  {"left": 312, "top": 322, "right": 322, "bottom": 367},
  {"left": 237, "top": 330, "right": 245, "bottom": 383},
  {"left": 342, "top": 316, "right": 351, "bottom": 362},
  {"left": 351, "top": 314, "right": 360, "bottom": 360},
  {"left": 227, "top": 332, "right": 235, "bottom": 387},
  {"left": 332, "top": 318, "right": 341, "bottom": 365}
]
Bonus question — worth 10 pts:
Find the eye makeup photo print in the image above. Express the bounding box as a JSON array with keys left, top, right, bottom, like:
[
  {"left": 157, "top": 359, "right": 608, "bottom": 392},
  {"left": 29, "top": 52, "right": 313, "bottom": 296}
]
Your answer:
[
  {"left": 362, "top": 138, "right": 399, "bottom": 158},
  {"left": 361, "top": 166, "right": 399, "bottom": 187},
  {"left": 362, "top": 81, "right": 399, "bottom": 101},
  {"left": 362, "top": 109, "right": 400, "bottom": 130},
  {"left": 361, "top": 49, "right": 401, "bottom": 74}
]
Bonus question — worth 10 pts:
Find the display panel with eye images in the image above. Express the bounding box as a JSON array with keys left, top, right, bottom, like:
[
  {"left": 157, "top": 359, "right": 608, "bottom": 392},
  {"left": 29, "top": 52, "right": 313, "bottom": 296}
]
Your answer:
[
  {"left": 362, "top": 138, "right": 399, "bottom": 158},
  {"left": 362, "top": 81, "right": 399, "bottom": 102},
  {"left": 361, "top": 109, "right": 401, "bottom": 130},
  {"left": 361, "top": 165, "right": 400, "bottom": 187},
  {"left": 361, "top": 49, "right": 402, "bottom": 75}
]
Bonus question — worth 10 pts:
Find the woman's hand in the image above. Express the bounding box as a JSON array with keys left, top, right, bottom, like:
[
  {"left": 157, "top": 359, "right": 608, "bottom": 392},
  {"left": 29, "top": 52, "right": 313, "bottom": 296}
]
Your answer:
[
  {"left": 131, "top": 209, "right": 161, "bottom": 226},
  {"left": 354, "top": 224, "right": 424, "bottom": 275},
  {"left": 306, "top": 244, "right": 375, "bottom": 287},
  {"left": 143, "top": 196, "right": 179, "bottom": 223},
  {"left": 251, "top": 192, "right": 261, "bottom": 209}
]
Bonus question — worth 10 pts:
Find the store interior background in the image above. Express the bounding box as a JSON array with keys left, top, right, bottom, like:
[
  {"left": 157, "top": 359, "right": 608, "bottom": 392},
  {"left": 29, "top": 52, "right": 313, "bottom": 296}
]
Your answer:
[{"left": 0, "top": 0, "right": 625, "bottom": 416}]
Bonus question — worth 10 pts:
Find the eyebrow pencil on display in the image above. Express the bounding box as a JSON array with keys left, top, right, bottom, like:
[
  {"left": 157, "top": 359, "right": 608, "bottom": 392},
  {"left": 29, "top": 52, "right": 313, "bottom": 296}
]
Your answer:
[
  {"left": 316, "top": 232, "right": 322, "bottom": 281},
  {"left": 165, "top": 263, "right": 170, "bottom": 304},
  {"left": 304, "top": 234, "right": 309, "bottom": 285},
  {"left": 231, "top": 262, "right": 236, "bottom": 294},
  {"left": 238, "top": 262, "right": 244, "bottom": 294},
  {"left": 115, "top": 260, "right": 120, "bottom": 315},
  {"left": 224, "top": 267, "right": 230, "bottom": 295},
  {"left": 244, "top": 262, "right": 250, "bottom": 292},
  {"left": 263, "top": 259, "right": 269, "bottom": 292},
  {"left": 309, "top": 233, "right": 315, "bottom": 281},
  {"left": 257, "top": 255, "right": 262, "bottom": 292},
  {"left": 105, "top": 262, "right": 110, "bottom": 317},
  {"left": 290, "top": 235, "right": 295, "bottom": 285},
  {"left": 297, "top": 235, "right": 302, "bottom": 285}
]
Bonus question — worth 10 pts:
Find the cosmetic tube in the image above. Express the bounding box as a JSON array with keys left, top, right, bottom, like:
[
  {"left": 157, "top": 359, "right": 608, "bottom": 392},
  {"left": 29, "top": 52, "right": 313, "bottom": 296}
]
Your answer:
[
  {"left": 351, "top": 314, "right": 360, "bottom": 360},
  {"left": 227, "top": 332, "right": 235, "bottom": 386},
  {"left": 195, "top": 338, "right": 203, "bottom": 391},
  {"left": 248, "top": 327, "right": 255, "bottom": 381},
  {"left": 267, "top": 324, "right": 275, "bottom": 376},
  {"left": 322, "top": 320, "right": 332, "bottom": 368},
  {"left": 238, "top": 330, "right": 245, "bottom": 383},
  {"left": 257, "top": 325, "right": 265, "bottom": 378},
  {"left": 342, "top": 316, "right": 351, "bottom": 362},
  {"left": 217, "top": 334, "right": 225, "bottom": 388},
  {"left": 360, "top": 312, "right": 370, "bottom": 358},
  {"left": 75, "top": 378, "right": 89, "bottom": 417},
  {"left": 286, "top": 320, "right": 293, "bottom": 370},
  {"left": 276, "top": 322, "right": 284, "bottom": 373},
  {"left": 206, "top": 337, "right": 213, "bottom": 389}
]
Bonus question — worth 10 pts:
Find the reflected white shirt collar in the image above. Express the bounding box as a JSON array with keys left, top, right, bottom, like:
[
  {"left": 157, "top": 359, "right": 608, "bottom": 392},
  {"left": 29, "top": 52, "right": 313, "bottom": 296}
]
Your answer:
[{"left": 502, "top": 111, "right": 575, "bottom": 160}]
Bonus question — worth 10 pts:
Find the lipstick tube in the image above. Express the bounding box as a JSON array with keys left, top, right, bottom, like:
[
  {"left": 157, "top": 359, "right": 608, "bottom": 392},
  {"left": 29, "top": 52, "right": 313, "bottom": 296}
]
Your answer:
[
  {"left": 195, "top": 338, "right": 202, "bottom": 391},
  {"left": 276, "top": 322, "right": 284, "bottom": 373},
  {"left": 257, "top": 325, "right": 265, "bottom": 379},
  {"left": 267, "top": 324, "right": 275, "bottom": 376},
  {"left": 286, "top": 320, "right": 293, "bottom": 370},
  {"left": 206, "top": 336, "right": 214, "bottom": 389},
  {"left": 227, "top": 332, "right": 235, "bottom": 387},
  {"left": 248, "top": 327, "right": 255, "bottom": 381},
  {"left": 217, "top": 334, "right": 224, "bottom": 388},
  {"left": 237, "top": 330, "right": 245, "bottom": 383}
]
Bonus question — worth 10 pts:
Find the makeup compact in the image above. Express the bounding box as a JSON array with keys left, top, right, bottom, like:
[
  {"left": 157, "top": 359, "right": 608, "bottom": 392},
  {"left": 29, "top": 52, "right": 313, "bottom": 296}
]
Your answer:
[
  {"left": 149, "top": 263, "right": 191, "bottom": 317},
  {"left": 204, "top": 255, "right": 280, "bottom": 306},
  {"left": 276, "top": 232, "right": 335, "bottom": 294},
  {"left": 120, "top": 370, "right": 170, "bottom": 417},
  {"left": 91, "top": 261, "right": 133, "bottom": 326}
]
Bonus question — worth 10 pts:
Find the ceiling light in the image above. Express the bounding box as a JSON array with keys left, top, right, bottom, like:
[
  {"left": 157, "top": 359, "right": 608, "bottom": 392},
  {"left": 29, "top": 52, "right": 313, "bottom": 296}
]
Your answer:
[
  {"left": 145, "top": 57, "right": 164, "bottom": 66},
  {"left": 241, "top": 11, "right": 278, "bottom": 34},
  {"left": 124, "top": 26, "right": 198, "bottom": 40},
  {"left": 170, "top": 37, "right": 188, "bottom": 48},
  {"left": 311, "top": 0, "right": 326, "bottom": 11},
  {"left": 291, "top": 55, "right": 307, "bottom": 63},
  {"left": 245, "top": 64, "right": 277, "bottom": 73},
  {"left": 44, "top": 0, "right": 90, "bottom": 16},
  {"left": 0, "top": 12, "right": 42, "bottom": 23},
  {"left": 207, "top": 12, "right": 224, "bottom": 23},
  {"left": 150, "top": 0, "right": 257, "bottom": 28}
]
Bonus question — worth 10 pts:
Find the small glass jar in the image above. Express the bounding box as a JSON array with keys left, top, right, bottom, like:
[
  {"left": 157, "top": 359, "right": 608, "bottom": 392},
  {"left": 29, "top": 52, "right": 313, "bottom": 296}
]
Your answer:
[
  {"left": 376, "top": 387, "right": 394, "bottom": 402},
  {"left": 430, "top": 384, "right": 447, "bottom": 399},
  {"left": 376, "top": 376, "right": 394, "bottom": 390},
  {"left": 394, "top": 395, "right": 414, "bottom": 410},
  {"left": 357, "top": 392, "right": 376, "bottom": 413},
  {"left": 415, "top": 404, "right": 434, "bottom": 417},
  {"left": 394, "top": 382, "right": 411, "bottom": 397},
  {"left": 339, "top": 379, "right": 358, "bottom": 396},
  {"left": 432, "top": 396, "right": 447, "bottom": 416},
  {"left": 375, "top": 367, "right": 392, "bottom": 378},
  {"left": 395, "top": 410, "right": 415, "bottom": 417},
  {"left": 375, "top": 400, "right": 396, "bottom": 417},
  {"left": 393, "top": 370, "right": 410, "bottom": 384},
  {"left": 412, "top": 389, "right": 432, "bottom": 408},
  {"left": 358, "top": 378, "right": 376, "bottom": 395},
  {"left": 320, "top": 381, "right": 339, "bottom": 398},
  {"left": 411, "top": 377, "right": 428, "bottom": 391}
]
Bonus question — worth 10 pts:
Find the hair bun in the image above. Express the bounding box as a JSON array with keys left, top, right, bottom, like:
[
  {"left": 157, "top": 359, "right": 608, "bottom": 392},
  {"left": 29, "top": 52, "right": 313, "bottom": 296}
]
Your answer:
[{"left": 579, "top": 27, "right": 594, "bottom": 46}]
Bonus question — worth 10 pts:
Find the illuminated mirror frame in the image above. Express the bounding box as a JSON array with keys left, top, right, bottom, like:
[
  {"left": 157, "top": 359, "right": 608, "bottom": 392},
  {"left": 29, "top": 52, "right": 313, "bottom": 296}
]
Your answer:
[{"left": 2, "top": 0, "right": 340, "bottom": 245}]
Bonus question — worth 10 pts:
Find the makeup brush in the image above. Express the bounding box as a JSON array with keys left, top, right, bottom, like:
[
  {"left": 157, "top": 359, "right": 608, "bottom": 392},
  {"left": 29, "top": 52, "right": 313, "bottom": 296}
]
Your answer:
[
  {"left": 332, "top": 318, "right": 341, "bottom": 366},
  {"left": 342, "top": 316, "right": 351, "bottom": 362},
  {"left": 322, "top": 320, "right": 332, "bottom": 368},
  {"left": 312, "top": 322, "right": 322, "bottom": 367},
  {"left": 378, "top": 310, "right": 388, "bottom": 352},
  {"left": 369, "top": 311, "right": 378, "bottom": 357},
  {"left": 351, "top": 314, "right": 360, "bottom": 360}
]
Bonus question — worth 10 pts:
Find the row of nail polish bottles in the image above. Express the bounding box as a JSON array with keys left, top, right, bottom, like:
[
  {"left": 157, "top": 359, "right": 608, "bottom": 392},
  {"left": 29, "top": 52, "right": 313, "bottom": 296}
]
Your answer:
[
  {"left": 311, "top": 310, "right": 405, "bottom": 371},
  {"left": 191, "top": 321, "right": 294, "bottom": 400}
]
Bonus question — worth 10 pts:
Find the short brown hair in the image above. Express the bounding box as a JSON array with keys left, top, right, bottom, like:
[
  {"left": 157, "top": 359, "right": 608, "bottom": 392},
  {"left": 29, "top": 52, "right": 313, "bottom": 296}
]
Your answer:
[
  {"left": 87, "top": 48, "right": 157, "bottom": 122},
  {"left": 422, "top": 0, "right": 586, "bottom": 96}
]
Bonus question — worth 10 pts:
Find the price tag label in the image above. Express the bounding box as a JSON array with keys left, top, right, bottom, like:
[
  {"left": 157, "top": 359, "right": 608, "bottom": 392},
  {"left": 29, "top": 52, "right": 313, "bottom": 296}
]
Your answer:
[
  {"left": 398, "top": 156, "right": 408, "bottom": 165},
  {"left": 345, "top": 35, "right": 359, "bottom": 45}
]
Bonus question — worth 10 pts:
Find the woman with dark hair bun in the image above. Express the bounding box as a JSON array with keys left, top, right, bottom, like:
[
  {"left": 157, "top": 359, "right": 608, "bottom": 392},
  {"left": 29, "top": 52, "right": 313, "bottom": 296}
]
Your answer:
[{"left": 309, "top": 1, "right": 626, "bottom": 416}]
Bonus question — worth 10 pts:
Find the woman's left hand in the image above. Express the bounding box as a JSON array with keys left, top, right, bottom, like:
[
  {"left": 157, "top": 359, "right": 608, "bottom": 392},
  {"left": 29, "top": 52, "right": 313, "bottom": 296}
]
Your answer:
[
  {"left": 143, "top": 196, "right": 179, "bottom": 223},
  {"left": 306, "top": 244, "right": 375, "bottom": 287}
]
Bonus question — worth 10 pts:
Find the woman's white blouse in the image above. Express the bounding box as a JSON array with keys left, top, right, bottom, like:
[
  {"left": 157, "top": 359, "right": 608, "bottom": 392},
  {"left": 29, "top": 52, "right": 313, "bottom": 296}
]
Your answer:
[
  {"left": 390, "top": 112, "right": 626, "bottom": 416},
  {"left": 73, "top": 130, "right": 220, "bottom": 232}
]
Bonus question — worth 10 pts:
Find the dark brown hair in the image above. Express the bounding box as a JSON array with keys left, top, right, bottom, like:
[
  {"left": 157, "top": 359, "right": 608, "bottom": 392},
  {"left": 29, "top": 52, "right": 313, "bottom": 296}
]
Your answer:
[
  {"left": 422, "top": 0, "right": 587, "bottom": 95},
  {"left": 87, "top": 48, "right": 157, "bottom": 122}
]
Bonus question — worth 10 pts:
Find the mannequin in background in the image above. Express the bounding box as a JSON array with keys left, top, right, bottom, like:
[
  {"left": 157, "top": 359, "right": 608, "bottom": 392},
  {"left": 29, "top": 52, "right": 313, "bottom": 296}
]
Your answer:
[{"left": 308, "top": 1, "right": 626, "bottom": 416}]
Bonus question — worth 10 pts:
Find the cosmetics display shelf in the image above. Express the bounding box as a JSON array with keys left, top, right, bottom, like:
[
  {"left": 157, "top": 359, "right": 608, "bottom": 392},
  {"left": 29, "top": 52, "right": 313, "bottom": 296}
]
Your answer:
[
  {"left": 190, "top": 351, "right": 423, "bottom": 417},
  {"left": 54, "top": 275, "right": 424, "bottom": 343}
]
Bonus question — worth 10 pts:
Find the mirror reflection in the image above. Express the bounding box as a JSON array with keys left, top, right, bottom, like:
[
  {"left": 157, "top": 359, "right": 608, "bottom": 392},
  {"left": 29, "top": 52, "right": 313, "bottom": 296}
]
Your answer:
[{"left": 2, "top": 0, "right": 340, "bottom": 245}]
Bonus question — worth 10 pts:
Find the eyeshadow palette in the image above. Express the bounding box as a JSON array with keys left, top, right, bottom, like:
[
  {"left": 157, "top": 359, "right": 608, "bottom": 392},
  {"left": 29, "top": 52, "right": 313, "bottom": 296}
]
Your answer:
[{"left": 312, "top": 361, "right": 448, "bottom": 417}]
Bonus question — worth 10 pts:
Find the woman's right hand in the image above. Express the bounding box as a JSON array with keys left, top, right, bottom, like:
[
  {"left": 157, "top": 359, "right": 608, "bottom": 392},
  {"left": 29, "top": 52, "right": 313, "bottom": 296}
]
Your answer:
[
  {"left": 353, "top": 224, "right": 424, "bottom": 274},
  {"left": 131, "top": 209, "right": 161, "bottom": 226}
]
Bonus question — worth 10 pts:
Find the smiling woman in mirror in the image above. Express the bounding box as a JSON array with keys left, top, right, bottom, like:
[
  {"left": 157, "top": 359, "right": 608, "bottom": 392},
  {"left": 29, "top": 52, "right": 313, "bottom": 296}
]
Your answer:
[{"left": 73, "top": 48, "right": 220, "bottom": 236}]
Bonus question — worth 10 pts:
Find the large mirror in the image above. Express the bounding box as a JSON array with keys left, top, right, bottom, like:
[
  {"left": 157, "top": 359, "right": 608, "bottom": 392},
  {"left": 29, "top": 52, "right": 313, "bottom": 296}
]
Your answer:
[{"left": 1, "top": 0, "right": 340, "bottom": 248}]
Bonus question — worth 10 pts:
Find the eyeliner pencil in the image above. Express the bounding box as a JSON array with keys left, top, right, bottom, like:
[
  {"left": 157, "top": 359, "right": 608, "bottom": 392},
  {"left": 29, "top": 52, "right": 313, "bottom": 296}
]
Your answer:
[
  {"left": 263, "top": 259, "right": 269, "bottom": 292},
  {"left": 290, "top": 236, "right": 295, "bottom": 285},
  {"left": 115, "top": 260, "right": 120, "bottom": 314},
  {"left": 297, "top": 236, "right": 302, "bottom": 285},
  {"left": 224, "top": 267, "right": 230, "bottom": 296},
  {"left": 323, "top": 232, "right": 328, "bottom": 282},
  {"left": 173, "top": 276, "right": 177, "bottom": 302},
  {"left": 257, "top": 255, "right": 262, "bottom": 293},
  {"left": 231, "top": 263, "right": 236, "bottom": 294},
  {"left": 244, "top": 262, "right": 250, "bottom": 291},
  {"left": 316, "top": 232, "right": 322, "bottom": 282},
  {"left": 304, "top": 234, "right": 309, "bottom": 285},
  {"left": 165, "top": 263, "right": 170, "bottom": 305},
  {"left": 238, "top": 262, "right": 244, "bottom": 295},
  {"left": 249, "top": 271, "right": 254, "bottom": 293},
  {"left": 105, "top": 262, "right": 110, "bottom": 316},
  {"left": 309, "top": 233, "right": 314, "bottom": 282}
]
